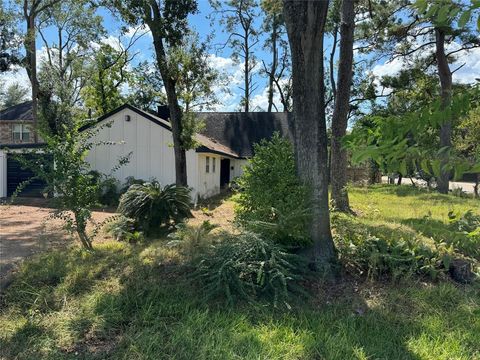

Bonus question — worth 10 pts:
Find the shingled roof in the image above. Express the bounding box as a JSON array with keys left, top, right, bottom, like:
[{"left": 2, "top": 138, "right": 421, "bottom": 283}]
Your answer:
[
  {"left": 0, "top": 102, "right": 294, "bottom": 159},
  {"left": 0, "top": 101, "right": 33, "bottom": 121},
  {"left": 197, "top": 112, "right": 294, "bottom": 158}
]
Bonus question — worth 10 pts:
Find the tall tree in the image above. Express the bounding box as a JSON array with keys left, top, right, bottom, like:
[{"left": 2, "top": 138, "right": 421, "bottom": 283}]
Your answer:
[
  {"left": 260, "top": 0, "right": 290, "bottom": 112},
  {"left": 22, "top": 0, "right": 62, "bottom": 141},
  {"left": 81, "top": 40, "right": 137, "bottom": 117},
  {"left": 213, "top": 0, "right": 259, "bottom": 112},
  {"left": 0, "top": 7, "right": 21, "bottom": 72},
  {"left": 434, "top": 26, "right": 453, "bottom": 194},
  {"left": 36, "top": 0, "right": 105, "bottom": 126},
  {"left": 454, "top": 106, "right": 480, "bottom": 198},
  {"left": 330, "top": 0, "right": 355, "bottom": 212},
  {"left": 110, "top": 0, "right": 198, "bottom": 186},
  {"left": 0, "top": 82, "right": 29, "bottom": 109},
  {"left": 283, "top": 0, "right": 336, "bottom": 270}
]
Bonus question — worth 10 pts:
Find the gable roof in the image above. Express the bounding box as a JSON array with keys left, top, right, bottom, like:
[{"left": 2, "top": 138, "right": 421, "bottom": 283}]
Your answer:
[
  {"left": 86, "top": 104, "right": 240, "bottom": 159},
  {"left": 0, "top": 101, "right": 33, "bottom": 121},
  {"left": 197, "top": 112, "right": 294, "bottom": 158},
  {"left": 3, "top": 102, "right": 294, "bottom": 159}
]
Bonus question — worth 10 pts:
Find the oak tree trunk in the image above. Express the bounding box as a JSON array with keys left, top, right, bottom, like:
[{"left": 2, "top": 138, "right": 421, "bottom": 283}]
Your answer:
[
  {"left": 435, "top": 28, "right": 452, "bottom": 194},
  {"left": 24, "top": 11, "right": 39, "bottom": 142},
  {"left": 331, "top": 0, "right": 355, "bottom": 213},
  {"left": 150, "top": 24, "right": 188, "bottom": 186},
  {"left": 283, "top": 0, "right": 336, "bottom": 271},
  {"left": 474, "top": 173, "right": 479, "bottom": 199}
]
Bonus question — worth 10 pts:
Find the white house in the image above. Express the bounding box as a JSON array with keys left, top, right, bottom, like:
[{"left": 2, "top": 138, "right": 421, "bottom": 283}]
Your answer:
[
  {"left": 85, "top": 104, "right": 249, "bottom": 199},
  {"left": 0, "top": 102, "right": 293, "bottom": 199}
]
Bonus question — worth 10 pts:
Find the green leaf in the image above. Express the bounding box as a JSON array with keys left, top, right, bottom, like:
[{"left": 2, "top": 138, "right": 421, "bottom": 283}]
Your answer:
[
  {"left": 436, "top": 5, "right": 451, "bottom": 24},
  {"left": 458, "top": 10, "right": 471, "bottom": 28},
  {"left": 415, "top": 0, "right": 428, "bottom": 13},
  {"left": 467, "top": 163, "right": 480, "bottom": 173},
  {"left": 453, "top": 163, "right": 469, "bottom": 181},
  {"left": 431, "top": 159, "right": 441, "bottom": 177},
  {"left": 421, "top": 159, "right": 431, "bottom": 175},
  {"left": 425, "top": 4, "right": 439, "bottom": 18},
  {"left": 399, "top": 160, "right": 408, "bottom": 176},
  {"left": 477, "top": 14, "right": 480, "bottom": 31}
]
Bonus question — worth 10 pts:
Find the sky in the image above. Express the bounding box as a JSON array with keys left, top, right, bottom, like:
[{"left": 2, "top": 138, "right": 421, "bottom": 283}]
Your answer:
[{"left": 2, "top": 0, "right": 480, "bottom": 113}]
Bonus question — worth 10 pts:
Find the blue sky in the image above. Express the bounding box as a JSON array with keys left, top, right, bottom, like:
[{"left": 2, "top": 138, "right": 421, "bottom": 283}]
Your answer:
[{"left": 2, "top": 0, "right": 480, "bottom": 113}]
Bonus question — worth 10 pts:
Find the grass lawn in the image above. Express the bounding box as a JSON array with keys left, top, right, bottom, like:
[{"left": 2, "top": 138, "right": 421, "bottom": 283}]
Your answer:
[{"left": 1, "top": 185, "right": 479, "bottom": 360}]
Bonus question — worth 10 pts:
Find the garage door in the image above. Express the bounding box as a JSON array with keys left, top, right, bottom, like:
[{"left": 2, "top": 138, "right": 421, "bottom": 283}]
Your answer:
[{"left": 7, "top": 154, "right": 51, "bottom": 197}]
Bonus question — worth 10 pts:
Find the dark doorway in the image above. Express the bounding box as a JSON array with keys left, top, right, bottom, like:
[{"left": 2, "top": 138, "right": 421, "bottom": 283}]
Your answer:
[
  {"left": 7, "top": 154, "right": 51, "bottom": 197},
  {"left": 220, "top": 158, "right": 231, "bottom": 188}
]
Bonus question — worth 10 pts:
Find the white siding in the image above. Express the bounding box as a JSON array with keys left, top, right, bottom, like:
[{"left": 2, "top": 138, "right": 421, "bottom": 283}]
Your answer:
[
  {"left": 197, "top": 153, "right": 222, "bottom": 199},
  {"left": 230, "top": 159, "right": 249, "bottom": 181},
  {"left": 85, "top": 108, "right": 209, "bottom": 198}
]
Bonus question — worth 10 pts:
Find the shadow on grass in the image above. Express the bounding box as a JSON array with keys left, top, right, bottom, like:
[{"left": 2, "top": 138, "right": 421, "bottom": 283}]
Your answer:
[
  {"left": 1, "top": 241, "right": 479, "bottom": 360},
  {"left": 402, "top": 217, "right": 479, "bottom": 260}
]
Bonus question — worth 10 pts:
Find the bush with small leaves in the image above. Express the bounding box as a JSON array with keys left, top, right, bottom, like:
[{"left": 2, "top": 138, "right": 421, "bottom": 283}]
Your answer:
[
  {"left": 193, "top": 232, "right": 305, "bottom": 308},
  {"left": 118, "top": 181, "right": 192, "bottom": 235},
  {"left": 234, "top": 133, "right": 310, "bottom": 246}
]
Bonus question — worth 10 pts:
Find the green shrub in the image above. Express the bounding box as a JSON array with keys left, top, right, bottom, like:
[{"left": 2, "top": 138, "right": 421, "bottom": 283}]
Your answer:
[
  {"left": 88, "top": 170, "right": 121, "bottom": 207},
  {"left": 448, "top": 210, "right": 480, "bottom": 259},
  {"left": 193, "top": 232, "right": 305, "bottom": 307},
  {"left": 234, "top": 133, "right": 310, "bottom": 246},
  {"left": 121, "top": 176, "right": 146, "bottom": 193},
  {"left": 104, "top": 215, "right": 143, "bottom": 243},
  {"left": 167, "top": 220, "right": 217, "bottom": 259},
  {"left": 332, "top": 213, "right": 453, "bottom": 280},
  {"left": 118, "top": 181, "right": 192, "bottom": 235}
]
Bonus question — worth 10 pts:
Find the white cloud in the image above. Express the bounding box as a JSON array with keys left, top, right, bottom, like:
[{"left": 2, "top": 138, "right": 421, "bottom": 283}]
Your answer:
[
  {"left": 207, "top": 54, "right": 243, "bottom": 111},
  {"left": 371, "top": 40, "right": 480, "bottom": 86},
  {"left": 124, "top": 25, "right": 152, "bottom": 39},
  {"left": 250, "top": 78, "right": 288, "bottom": 112},
  {"left": 371, "top": 57, "right": 406, "bottom": 79},
  {"left": 0, "top": 67, "right": 30, "bottom": 95},
  {"left": 206, "top": 54, "right": 270, "bottom": 112}
]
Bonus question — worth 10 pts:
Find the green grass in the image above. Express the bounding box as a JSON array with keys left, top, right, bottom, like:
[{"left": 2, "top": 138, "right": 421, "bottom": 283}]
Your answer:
[
  {"left": 348, "top": 185, "right": 480, "bottom": 260},
  {"left": 1, "top": 185, "right": 479, "bottom": 360}
]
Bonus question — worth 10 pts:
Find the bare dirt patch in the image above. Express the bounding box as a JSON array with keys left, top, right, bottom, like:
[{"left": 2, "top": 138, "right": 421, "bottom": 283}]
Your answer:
[
  {"left": 189, "top": 194, "right": 236, "bottom": 232},
  {"left": 0, "top": 201, "right": 115, "bottom": 282},
  {"left": 0, "top": 193, "right": 238, "bottom": 284}
]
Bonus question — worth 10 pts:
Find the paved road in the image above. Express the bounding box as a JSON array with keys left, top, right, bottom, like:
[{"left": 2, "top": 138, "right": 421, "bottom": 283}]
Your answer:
[{"left": 381, "top": 176, "right": 477, "bottom": 194}]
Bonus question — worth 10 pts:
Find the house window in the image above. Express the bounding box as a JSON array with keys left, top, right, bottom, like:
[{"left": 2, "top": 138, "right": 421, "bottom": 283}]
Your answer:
[
  {"left": 13, "top": 124, "right": 30, "bottom": 142},
  {"left": 212, "top": 157, "right": 216, "bottom": 173},
  {"left": 206, "top": 156, "right": 210, "bottom": 173}
]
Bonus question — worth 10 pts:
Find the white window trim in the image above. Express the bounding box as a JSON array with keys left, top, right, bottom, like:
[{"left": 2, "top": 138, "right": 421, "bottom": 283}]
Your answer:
[{"left": 13, "top": 124, "right": 31, "bottom": 141}]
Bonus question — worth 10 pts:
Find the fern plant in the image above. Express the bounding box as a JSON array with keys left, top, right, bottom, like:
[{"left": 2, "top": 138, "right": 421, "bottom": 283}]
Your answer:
[
  {"left": 193, "top": 232, "right": 305, "bottom": 307},
  {"left": 118, "top": 181, "right": 192, "bottom": 235}
]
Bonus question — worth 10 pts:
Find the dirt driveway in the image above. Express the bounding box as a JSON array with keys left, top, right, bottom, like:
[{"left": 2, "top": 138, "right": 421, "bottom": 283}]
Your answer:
[
  {"left": 0, "top": 195, "right": 236, "bottom": 287},
  {"left": 0, "top": 202, "right": 114, "bottom": 285}
]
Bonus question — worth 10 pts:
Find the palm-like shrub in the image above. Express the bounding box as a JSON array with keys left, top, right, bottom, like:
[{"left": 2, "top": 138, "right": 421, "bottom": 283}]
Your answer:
[{"left": 118, "top": 181, "right": 192, "bottom": 234}]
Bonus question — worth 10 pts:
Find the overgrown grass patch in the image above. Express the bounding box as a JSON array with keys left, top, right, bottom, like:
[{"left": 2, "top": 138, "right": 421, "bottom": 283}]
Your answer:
[{"left": 1, "top": 185, "right": 479, "bottom": 359}]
